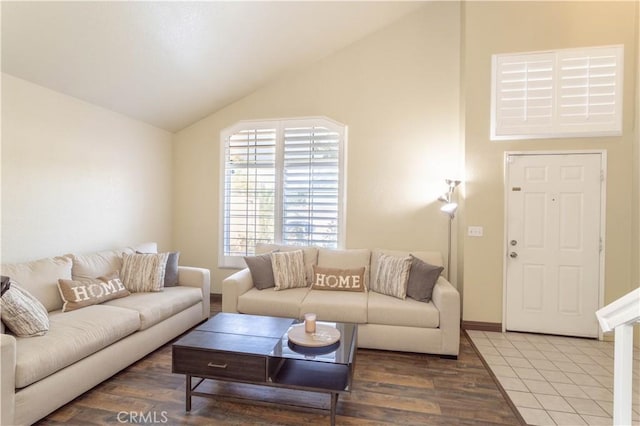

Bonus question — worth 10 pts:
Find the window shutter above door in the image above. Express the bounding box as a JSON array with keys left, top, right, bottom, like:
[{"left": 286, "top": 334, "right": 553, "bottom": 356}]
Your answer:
[
  {"left": 493, "top": 53, "right": 555, "bottom": 137},
  {"left": 557, "top": 46, "right": 623, "bottom": 134},
  {"left": 491, "top": 45, "right": 623, "bottom": 140}
]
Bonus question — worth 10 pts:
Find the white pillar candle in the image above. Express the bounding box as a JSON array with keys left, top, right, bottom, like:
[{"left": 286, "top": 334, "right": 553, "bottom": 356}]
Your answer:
[{"left": 304, "top": 313, "right": 316, "bottom": 334}]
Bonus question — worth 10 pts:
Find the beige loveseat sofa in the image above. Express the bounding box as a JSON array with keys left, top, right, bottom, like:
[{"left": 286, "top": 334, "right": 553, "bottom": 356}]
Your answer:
[
  {"left": 0, "top": 244, "right": 210, "bottom": 426},
  {"left": 222, "top": 246, "right": 460, "bottom": 357}
]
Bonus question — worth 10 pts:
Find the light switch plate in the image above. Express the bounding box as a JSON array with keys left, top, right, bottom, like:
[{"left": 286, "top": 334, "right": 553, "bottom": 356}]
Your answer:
[{"left": 468, "top": 226, "right": 483, "bottom": 237}]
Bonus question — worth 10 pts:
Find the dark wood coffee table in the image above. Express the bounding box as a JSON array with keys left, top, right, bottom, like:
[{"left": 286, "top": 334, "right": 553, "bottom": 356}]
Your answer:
[{"left": 172, "top": 313, "right": 357, "bottom": 425}]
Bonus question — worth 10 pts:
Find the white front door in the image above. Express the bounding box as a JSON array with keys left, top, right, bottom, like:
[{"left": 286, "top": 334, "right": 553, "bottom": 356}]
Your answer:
[{"left": 505, "top": 153, "right": 603, "bottom": 338}]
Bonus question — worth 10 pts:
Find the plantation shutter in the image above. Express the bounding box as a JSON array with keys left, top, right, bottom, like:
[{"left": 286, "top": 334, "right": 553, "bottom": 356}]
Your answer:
[
  {"left": 492, "top": 53, "right": 555, "bottom": 137},
  {"left": 282, "top": 124, "right": 342, "bottom": 247},
  {"left": 491, "top": 45, "right": 623, "bottom": 140},
  {"left": 222, "top": 127, "right": 277, "bottom": 259},
  {"left": 557, "top": 46, "right": 623, "bottom": 133},
  {"left": 219, "top": 117, "right": 346, "bottom": 268}
]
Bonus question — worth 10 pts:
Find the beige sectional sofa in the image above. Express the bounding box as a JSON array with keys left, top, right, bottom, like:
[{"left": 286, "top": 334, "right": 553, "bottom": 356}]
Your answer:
[
  {"left": 222, "top": 245, "right": 460, "bottom": 357},
  {"left": 0, "top": 244, "right": 210, "bottom": 426}
]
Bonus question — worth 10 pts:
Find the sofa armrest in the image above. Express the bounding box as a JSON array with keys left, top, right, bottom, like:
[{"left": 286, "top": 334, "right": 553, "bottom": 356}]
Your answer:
[
  {"left": 431, "top": 277, "right": 461, "bottom": 356},
  {"left": 222, "top": 268, "right": 254, "bottom": 313},
  {"left": 1, "top": 333, "right": 16, "bottom": 426},
  {"left": 178, "top": 266, "right": 211, "bottom": 321}
]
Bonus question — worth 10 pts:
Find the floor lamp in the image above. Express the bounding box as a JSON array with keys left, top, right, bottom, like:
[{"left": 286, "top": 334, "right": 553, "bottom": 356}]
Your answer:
[{"left": 438, "top": 179, "right": 461, "bottom": 280}]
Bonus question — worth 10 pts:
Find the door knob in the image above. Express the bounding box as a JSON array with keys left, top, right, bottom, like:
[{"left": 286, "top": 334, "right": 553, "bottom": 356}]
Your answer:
[{"left": 509, "top": 252, "right": 518, "bottom": 258}]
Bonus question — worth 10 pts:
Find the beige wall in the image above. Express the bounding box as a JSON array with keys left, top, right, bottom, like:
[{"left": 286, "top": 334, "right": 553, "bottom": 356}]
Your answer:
[
  {"left": 462, "top": 1, "right": 638, "bottom": 324},
  {"left": 173, "top": 3, "right": 462, "bottom": 292},
  {"left": 1, "top": 74, "right": 173, "bottom": 262}
]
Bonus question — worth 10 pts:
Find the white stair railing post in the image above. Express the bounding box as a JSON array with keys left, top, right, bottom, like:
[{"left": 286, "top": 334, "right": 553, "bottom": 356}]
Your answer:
[
  {"left": 595, "top": 287, "right": 640, "bottom": 426},
  {"left": 613, "top": 324, "right": 633, "bottom": 425}
]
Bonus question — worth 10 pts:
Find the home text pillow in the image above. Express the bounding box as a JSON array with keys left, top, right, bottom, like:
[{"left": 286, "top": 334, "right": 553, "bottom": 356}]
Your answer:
[
  {"left": 317, "top": 248, "right": 371, "bottom": 289},
  {"left": 371, "top": 254, "right": 412, "bottom": 299},
  {"left": 121, "top": 252, "right": 169, "bottom": 292},
  {"left": 406, "top": 255, "right": 444, "bottom": 302},
  {"left": 271, "top": 250, "right": 306, "bottom": 291},
  {"left": 311, "top": 266, "right": 366, "bottom": 292},
  {"left": 57, "top": 271, "right": 130, "bottom": 312},
  {"left": 0, "top": 281, "right": 49, "bottom": 337},
  {"left": 244, "top": 252, "right": 276, "bottom": 290}
]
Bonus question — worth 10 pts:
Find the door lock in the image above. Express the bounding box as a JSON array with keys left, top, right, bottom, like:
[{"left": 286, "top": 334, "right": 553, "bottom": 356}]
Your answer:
[
  {"left": 509, "top": 252, "right": 518, "bottom": 258},
  {"left": 510, "top": 240, "right": 517, "bottom": 246}
]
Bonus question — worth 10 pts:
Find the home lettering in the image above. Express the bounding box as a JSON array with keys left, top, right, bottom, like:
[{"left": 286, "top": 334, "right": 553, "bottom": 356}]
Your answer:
[
  {"left": 314, "top": 273, "right": 361, "bottom": 289},
  {"left": 71, "top": 278, "right": 126, "bottom": 301}
]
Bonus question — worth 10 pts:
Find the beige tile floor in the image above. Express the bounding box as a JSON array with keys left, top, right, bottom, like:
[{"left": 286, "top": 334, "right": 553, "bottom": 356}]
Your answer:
[{"left": 466, "top": 329, "right": 640, "bottom": 426}]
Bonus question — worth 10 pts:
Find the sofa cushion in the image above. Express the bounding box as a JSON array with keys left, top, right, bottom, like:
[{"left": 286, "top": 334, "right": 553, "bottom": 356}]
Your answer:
[
  {"left": 238, "top": 287, "right": 309, "bottom": 319},
  {"left": 14, "top": 304, "right": 140, "bottom": 388},
  {"left": 256, "top": 243, "right": 318, "bottom": 285},
  {"left": 272, "top": 250, "right": 307, "bottom": 291},
  {"left": 0, "top": 282, "right": 49, "bottom": 337},
  {"left": 367, "top": 291, "right": 440, "bottom": 328},
  {"left": 103, "top": 286, "right": 202, "bottom": 330},
  {"left": 317, "top": 248, "right": 371, "bottom": 289},
  {"left": 301, "top": 290, "right": 368, "bottom": 323},
  {"left": 370, "top": 253, "right": 412, "bottom": 299},
  {"left": 1, "top": 256, "right": 72, "bottom": 312},
  {"left": 71, "top": 248, "right": 134, "bottom": 280}
]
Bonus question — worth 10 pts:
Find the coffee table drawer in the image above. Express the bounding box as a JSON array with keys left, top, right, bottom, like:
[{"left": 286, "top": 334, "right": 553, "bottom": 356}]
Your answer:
[{"left": 173, "top": 348, "right": 267, "bottom": 382}]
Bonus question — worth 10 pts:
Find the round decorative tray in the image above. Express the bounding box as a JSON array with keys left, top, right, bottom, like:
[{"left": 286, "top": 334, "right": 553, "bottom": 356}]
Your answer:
[{"left": 287, "top": 324, "right": 341, "bottom": 348}]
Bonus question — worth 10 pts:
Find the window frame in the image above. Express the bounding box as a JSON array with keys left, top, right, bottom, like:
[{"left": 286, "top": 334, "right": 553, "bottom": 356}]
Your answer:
[
  {"left": 218, "top": 116, "right": 347, "bottom": 269},
  {"left": 491, "top": 44, "right": 624, "bottom": 141}
]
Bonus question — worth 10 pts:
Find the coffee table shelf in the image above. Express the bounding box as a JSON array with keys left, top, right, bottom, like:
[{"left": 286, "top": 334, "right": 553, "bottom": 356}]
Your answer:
[{"left": 271, "top": 359, "right": 350, "bottom": 391}]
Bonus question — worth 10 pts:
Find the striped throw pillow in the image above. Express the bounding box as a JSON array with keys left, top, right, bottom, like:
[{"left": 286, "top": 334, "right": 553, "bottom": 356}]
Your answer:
[
  {"left": 0, "top": 281, "right": 49, "bottom": 337},
  {"left": 271, "top": 250, "right": 306, "bottom": 291},
  {"left": 121, "top": 252, "right": 169, "bottom": 292},
  {"left": 371, "top": 254, "right": 412, "bottom": 299}
]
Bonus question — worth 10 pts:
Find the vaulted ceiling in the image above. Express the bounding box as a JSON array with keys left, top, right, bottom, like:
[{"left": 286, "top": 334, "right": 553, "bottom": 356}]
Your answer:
[{"left": 2, "top": 1, "right": 424, "bottom": 132}]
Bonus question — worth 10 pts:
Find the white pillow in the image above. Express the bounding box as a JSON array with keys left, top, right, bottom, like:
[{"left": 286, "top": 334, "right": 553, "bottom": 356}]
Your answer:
[
  {"left": 121, "top": 252, "right": 169, "bottom": 292},
  {"left": 271, "top": 250, "right": 307, "bottom": 291},
  {"left": 371, "top": 254, "right": 412, "bottom": 299},
  {"left": 0, "top": 281, "right": 49, "bottom": 337}
]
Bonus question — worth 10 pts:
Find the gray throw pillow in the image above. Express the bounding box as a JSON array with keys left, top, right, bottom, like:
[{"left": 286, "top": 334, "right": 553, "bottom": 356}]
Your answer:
[
  {"left": 164, "top": 252, "right": 180, "bottom": 287},
  {"left": 244, "top": 253, "right": 276, "bottom": 290},
  {"left": 406, "top": 255, "right": 444, "bottom": 302}
]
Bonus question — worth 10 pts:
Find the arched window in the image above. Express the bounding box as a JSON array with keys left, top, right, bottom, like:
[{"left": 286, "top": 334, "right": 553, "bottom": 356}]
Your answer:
[{"left": 219, "top": 117, "right": 347, "bottom": 268}]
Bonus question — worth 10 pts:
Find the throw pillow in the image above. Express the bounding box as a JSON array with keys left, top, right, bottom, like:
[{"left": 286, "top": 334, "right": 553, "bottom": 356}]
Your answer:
[
  {"left": 371, "top": 254, "right": 412, "bottom": 299},
  {"left": 136, "top": 251, "right": 180, "bottom": 287},
  {"left": 311, "top": 266, "right": 366, "bottom": 292},
  {"left": 406, "top": 255, "right": 444, "bottom": 303},
  {"left": 244, "top": 252, "right": 276, "bottom": 290},
  {"left": 121, "top": 252, "right": 169, "bottom": 292},
  {"left": 163, "top": 252, "right": 180, "bottom": 287},
  {"left": 0, "top": 281, "right": 49, "bottom": 337},
  {"left": 271, "top": 250, "right": 306, "bottom": 291},
  {"left": 57, "top": 271, "right": 130, "bottom": 312}
]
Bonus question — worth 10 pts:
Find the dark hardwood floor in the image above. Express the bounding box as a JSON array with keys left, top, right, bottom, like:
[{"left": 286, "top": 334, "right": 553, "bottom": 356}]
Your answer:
[{"left": 36, "top": 296, "right": 521, "bottom": 425}]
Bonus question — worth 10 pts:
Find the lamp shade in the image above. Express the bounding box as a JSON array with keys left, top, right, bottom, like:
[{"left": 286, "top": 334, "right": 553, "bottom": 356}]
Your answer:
[{"left": 440, "top": 202, "right": 458, "bottom": 218}]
